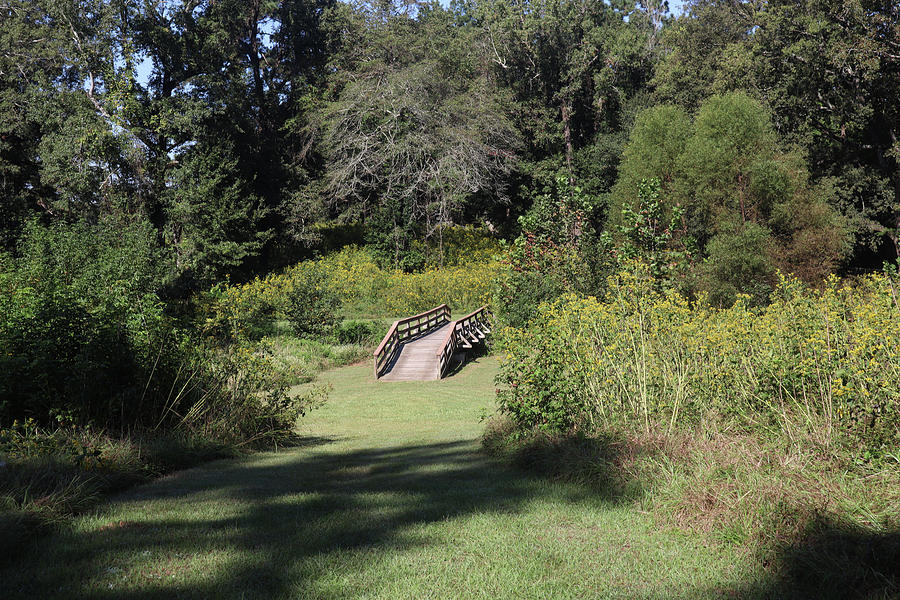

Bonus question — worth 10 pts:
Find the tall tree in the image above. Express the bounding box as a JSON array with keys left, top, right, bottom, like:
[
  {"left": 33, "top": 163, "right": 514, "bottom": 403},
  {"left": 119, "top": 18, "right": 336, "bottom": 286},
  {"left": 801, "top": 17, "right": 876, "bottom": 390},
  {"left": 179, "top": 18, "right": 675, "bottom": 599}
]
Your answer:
[
  {"left": 315, "top": 2, "right": 520, "bottom": 268},
  {"left": 652, "top": 0, "right": 900, "bottom": 267},
  {"left": 1, "top": 0, "right": 337, "bottom": 284},
  {"left": 610, "top": 92, "right": 850, "bottom": 304},
  {"left": 464, "top": 0, "right": 644, "bottom": 173},
  {"left": 733, "top": 0, "right": 900, "bottom": 264}
]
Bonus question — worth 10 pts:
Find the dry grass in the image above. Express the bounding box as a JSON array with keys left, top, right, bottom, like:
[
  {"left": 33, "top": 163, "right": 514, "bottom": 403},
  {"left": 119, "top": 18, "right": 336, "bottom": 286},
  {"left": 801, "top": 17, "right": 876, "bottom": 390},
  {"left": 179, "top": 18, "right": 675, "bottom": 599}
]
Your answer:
[{"left": 484, "top": 417, "right": 900, "bottom": 598}]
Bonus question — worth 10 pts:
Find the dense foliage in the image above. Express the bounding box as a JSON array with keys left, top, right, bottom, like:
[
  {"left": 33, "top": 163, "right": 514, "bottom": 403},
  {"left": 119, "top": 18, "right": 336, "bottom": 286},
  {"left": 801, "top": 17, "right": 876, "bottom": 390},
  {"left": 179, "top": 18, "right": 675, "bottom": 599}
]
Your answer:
[
  {"left": 0, "top": 220, "right": 308, "bottom": 446},
  {"left": 3, "top": 0, "right": 897, "bottom": 287},
  {"left": 497, "top": 264, "right": 900, "bottom": 459},
  {"left": 1, "top": 0, "right": 898, "bottom": 574},
  {"left": 206, "top": 244, "right": 497, "bottom": 341},
  {"left": 609, "top": 92, "right": 849, "bottom": 305}
]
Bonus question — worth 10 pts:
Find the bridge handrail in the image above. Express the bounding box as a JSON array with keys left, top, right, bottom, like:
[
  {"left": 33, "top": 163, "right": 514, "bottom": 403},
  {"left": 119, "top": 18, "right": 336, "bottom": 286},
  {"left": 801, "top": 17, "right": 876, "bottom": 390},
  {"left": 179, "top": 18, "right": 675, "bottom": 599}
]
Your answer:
[
  {"left": 435, "top": 305, "right": 492, "bottom": 379},
  {"left": 373, "top": 304, "right": 451, "bottom": 378}
]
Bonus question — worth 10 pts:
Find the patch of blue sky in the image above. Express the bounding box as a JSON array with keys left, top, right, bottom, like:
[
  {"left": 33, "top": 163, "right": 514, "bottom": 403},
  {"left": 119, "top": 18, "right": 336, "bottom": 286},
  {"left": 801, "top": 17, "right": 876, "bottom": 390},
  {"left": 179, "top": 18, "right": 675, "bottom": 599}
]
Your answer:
[{"left": 132, "top": 0, "right": 687, "bottom": 87}]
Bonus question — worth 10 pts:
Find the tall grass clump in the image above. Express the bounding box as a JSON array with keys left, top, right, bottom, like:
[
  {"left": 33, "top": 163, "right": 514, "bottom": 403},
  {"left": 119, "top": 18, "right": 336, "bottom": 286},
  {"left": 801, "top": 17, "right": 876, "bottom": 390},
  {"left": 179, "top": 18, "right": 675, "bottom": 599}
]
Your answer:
[{"left": 497, "top": 264, "right": 899, "bottom": 458}]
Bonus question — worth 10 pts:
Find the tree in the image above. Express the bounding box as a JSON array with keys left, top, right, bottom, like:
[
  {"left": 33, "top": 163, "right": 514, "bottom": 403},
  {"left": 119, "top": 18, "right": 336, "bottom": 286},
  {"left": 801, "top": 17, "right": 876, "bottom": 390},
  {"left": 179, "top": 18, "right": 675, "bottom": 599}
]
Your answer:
[
  {"left": 1, "top": 0, "right": 338, "bottom": 285},
  {"left": 731, "top": 0, "right": 900, "bottom": 264},
  {"left": 610, "top": 92, "right": 849, "bottom": 305},
  {"left": 317, "top": 2, "right": 519, "bottom": 268},
  {"left": 0, "top": 0, "right": 141, "bottom": 244},
  {"left": 464, "top": 0, "right": 659, "bottom": 176},
  {"left": 651, "top": 0, "right": 900, "bottom": 268},
  {"left": 167, "top": 144, "right": 270, "bottom": 288},
  {"left": 650, "top": 0, "right": 757, "bottom": 111}
]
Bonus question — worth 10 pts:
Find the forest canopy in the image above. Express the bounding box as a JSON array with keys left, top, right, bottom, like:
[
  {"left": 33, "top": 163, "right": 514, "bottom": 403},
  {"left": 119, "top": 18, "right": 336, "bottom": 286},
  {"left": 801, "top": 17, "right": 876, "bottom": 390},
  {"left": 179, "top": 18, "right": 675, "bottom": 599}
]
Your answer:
[{"left": 0, "top": 0, "right": 897, "bottom": 291}]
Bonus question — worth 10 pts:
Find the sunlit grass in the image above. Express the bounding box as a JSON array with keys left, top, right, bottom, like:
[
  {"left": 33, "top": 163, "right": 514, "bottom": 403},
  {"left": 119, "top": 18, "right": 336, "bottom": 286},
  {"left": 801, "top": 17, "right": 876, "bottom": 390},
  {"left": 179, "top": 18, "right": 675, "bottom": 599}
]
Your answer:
[{"left": 0, "top": 357, "right": 764, "bottom": 599}]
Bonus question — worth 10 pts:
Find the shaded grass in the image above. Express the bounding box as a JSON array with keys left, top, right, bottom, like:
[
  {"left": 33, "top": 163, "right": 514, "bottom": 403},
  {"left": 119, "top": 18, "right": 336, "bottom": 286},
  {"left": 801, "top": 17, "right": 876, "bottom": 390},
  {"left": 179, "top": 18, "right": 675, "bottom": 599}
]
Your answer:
[
  {"left": 483, "top": 418, "right": 900, "bottom": 599},
  {"left": 0, "top": 358, "right": 763, "bottom": 599},
  {"left": 0, "top": 430, "right": 236, "bottom": 562}
]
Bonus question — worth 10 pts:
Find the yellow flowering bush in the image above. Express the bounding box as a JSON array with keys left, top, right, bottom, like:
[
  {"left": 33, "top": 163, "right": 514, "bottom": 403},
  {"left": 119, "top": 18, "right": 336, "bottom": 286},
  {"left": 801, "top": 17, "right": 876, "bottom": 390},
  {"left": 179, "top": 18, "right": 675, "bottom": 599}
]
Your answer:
[
  {"left": 429, "top": 225, "right": 501, "bottom": 267},
  {"left": 205, "top": 246, "right": 498, "bottom": 338},
  {"left": 497, "top": 263, "right": 900, "bottom": 458}
]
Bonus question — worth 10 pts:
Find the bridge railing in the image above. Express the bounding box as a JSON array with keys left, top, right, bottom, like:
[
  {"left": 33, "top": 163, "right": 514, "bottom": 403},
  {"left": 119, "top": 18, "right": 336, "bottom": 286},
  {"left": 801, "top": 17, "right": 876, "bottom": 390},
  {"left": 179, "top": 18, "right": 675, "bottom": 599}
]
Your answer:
[
  {"left": 435, "top": 305, "right": 492, "bottom": 379},
  {"left": 373, "top": 304, "right": 451, "bottom": 378}
]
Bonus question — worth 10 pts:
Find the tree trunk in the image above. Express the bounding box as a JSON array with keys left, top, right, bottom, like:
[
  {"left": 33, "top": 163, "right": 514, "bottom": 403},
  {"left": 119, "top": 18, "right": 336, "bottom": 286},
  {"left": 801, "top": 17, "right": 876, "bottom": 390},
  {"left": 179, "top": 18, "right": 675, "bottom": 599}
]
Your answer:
[{"left": 561, "top": 100, "right": 574, "bottom": 183}]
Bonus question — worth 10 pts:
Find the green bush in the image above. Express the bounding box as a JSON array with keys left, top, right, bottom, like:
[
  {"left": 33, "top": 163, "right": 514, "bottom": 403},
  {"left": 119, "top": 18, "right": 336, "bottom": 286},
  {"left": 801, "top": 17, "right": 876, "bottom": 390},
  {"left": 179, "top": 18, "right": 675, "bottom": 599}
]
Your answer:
[
  {"left": 0, "top": 219, "right": 178, "bottom": 427},
  {"left": 333, "top": 320, "right": 383, "bottom": 345},
  {"left": 493, "top": 176, "right": 610, "bottom": 328},
  {"left": 1, "top": 219, "right": 309, "bottom": 449},
  {"left": 284, "top": 267, "right": 339, "bottom": 339},
  {"left": 497, "top": 263, "right": 900, "bottom": 459}
]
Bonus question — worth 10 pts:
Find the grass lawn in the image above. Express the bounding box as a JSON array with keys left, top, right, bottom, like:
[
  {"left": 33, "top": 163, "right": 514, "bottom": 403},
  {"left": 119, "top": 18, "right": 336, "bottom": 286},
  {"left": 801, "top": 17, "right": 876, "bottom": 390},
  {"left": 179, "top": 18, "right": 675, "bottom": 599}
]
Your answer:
[{"left": 0, "top": 356, "right": 768, "bottom": 599}]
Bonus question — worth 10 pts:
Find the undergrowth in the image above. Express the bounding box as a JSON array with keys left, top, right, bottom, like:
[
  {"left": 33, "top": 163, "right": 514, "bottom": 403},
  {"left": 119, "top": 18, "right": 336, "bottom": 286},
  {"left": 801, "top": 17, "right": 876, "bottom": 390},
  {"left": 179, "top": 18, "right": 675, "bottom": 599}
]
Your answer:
[
  {"left": 203, "top": 245, "right": 497, "bottom": 340},
  {"left": 490, "top": 262, "right": 900, "bottom": 597},
  {"left": 497, "top": 264, "right": 900, "bottom": 458},
  {"left": 0, "top": 426, "right": 237, "bottom": 561}
]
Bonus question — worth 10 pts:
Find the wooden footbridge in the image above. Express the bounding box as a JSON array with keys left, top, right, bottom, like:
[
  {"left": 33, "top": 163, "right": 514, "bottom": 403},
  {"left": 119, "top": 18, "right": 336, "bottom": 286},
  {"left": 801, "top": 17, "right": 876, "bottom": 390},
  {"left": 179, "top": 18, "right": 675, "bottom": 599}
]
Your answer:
[{"left": 373, "top": 304, "right": 492, "bottom": 381}]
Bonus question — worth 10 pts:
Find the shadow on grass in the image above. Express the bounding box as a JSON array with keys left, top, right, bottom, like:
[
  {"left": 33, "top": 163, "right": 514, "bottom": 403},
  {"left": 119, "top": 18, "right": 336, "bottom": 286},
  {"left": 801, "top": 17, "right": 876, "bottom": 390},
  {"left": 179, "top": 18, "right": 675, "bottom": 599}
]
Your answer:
[
  {"left": 660, "top": 518, "right": 900, "bottom": 600},
  {"left": 442, "top": 343, "right": 490, "bottom": 379},
  {"left": 0, "top": 438, "right": 616, "bottom": 599},
  {"left": 482, "top": 423, "right": 652, "bottom": 503},
  {"left": 6, "top": 429, "right": 895, "bottom": 598},
  {"left": 487, "top": 427, "right": 900, "bottom": 600},
  {"left": 757, "top": 517, "right": 899, "bottom": 600}
]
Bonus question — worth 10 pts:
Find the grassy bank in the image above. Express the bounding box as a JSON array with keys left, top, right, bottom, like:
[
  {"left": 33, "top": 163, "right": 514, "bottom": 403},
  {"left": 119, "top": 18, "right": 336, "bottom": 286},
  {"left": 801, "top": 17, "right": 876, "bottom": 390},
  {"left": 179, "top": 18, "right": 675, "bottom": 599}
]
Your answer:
[{"left": 490, "top": 266, "right": 900, "bottom": 598}]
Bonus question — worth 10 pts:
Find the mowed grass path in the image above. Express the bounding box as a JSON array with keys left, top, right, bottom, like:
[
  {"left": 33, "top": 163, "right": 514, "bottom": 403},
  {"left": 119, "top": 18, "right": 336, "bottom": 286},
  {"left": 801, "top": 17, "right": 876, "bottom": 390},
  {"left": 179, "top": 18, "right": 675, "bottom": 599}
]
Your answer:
[{"left": 1, "top": 357, "right": 758, "bottom": 599}]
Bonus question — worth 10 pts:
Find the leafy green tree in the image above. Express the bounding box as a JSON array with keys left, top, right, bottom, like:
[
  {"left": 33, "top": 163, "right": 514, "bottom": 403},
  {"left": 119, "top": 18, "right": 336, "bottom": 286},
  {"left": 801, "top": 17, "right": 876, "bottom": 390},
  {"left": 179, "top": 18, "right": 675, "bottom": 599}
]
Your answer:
[
  {"left": 732, "top": 0, "right": 900, "bottom": 264},
  {"left": 610, "top": 92, "right": 849, "bottom": 304},
  {"left": 464, "top": 0, "right": 659, "bottom": 175},
  {"left": 0, "top": 0, "right": 339, "bottom": 285},
  {"left": 0, "top": 0, "right": 143, "bottom": 242},
  {"left": 650, "top": 0, "right": 756, "bottom": 111},
  {"left": 167, "top": 144, "right": 271, "bottom": 288},
  {"left": 652, "top": 0, "right": 899, "bottom": 268},
  {"left": 608, "top": 104, "right": 691, "bottom": 219}
]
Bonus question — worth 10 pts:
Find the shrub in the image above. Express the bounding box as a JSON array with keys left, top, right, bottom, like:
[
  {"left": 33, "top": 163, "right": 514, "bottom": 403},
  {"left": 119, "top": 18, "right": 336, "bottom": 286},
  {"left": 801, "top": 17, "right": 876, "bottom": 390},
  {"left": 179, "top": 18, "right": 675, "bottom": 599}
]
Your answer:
[
  {"left": 493, "top": 176, "right": 610, "bottom": 327},
  {"left": 429, "top": 226, "right": 501, "bottom": 267},
  {"left": 0, "top": 220, "right": 182, "bottom": 428},
  {"left": 333, "top": 320, "right": 384, "bottom": 345},
  {"left": 312, "top": 245, "right": 495, "bottom": 315},
  {"left": 497, "top": 263, "right": 900, "bottom": 459},
  {"left": 1, "top": 220, "right": 309, "bottom": 449},
  {"left": 283, "top": 267, "right": 339, "bottom": 339},
  {"left": 204, "top": 245, "right": 498, "bottom": 335}
]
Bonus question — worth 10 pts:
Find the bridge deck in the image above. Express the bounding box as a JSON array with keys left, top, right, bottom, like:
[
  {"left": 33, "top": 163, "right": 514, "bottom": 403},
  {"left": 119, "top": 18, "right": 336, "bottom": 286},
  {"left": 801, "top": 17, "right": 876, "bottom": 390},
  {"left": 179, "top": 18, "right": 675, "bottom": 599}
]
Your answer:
[{"left": 378, "top": 323, "right": 453, "bottom": 382}]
